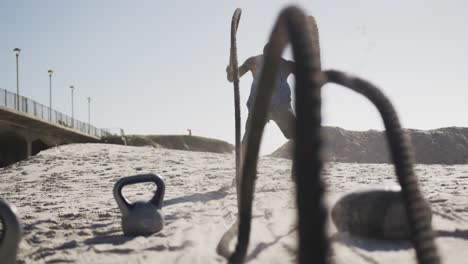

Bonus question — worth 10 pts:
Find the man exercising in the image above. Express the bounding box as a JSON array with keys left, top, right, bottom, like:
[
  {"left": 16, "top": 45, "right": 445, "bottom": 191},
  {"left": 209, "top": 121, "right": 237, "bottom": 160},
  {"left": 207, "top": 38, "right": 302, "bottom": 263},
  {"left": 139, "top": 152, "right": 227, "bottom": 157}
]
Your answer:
[{"left": 227, "top": 43, "right": 296, "bottom": 145}]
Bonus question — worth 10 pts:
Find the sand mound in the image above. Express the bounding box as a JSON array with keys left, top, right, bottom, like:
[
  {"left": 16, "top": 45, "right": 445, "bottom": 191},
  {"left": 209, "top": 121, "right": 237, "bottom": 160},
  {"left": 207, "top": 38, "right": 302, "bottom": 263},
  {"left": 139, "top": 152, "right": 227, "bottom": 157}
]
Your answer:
[
  {"left": 271, "top": 126, "right": 468, "bottom": 164},
  {"left": 102, "top": 135, "right": 234, "bottom": 154}
]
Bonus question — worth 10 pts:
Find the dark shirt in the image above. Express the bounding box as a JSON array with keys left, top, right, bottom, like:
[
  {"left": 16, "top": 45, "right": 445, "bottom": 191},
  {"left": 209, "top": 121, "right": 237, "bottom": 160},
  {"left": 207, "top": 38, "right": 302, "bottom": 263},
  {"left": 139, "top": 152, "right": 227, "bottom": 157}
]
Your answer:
[{"left": 246, "top": 57, "right": 292, "bottom": 111}]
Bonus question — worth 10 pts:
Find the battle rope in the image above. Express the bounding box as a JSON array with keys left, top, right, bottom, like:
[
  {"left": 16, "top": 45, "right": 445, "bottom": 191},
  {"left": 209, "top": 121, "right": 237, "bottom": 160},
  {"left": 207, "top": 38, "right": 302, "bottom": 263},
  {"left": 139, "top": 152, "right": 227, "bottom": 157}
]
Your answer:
[
  {"left": 216, "top": 8, "right": 243, "bottom": 259},
  {"left": 325, "top": 70, "right": 440, "bottom": 264},
  {"left": 228, "top": 6, "right": 326, "bottom": 263},
  {"left": 220, "top": 5, "right": 440, "bottom": 264},
  {"left": 230, "top": 7, "right": 243, "bottom": 221}
]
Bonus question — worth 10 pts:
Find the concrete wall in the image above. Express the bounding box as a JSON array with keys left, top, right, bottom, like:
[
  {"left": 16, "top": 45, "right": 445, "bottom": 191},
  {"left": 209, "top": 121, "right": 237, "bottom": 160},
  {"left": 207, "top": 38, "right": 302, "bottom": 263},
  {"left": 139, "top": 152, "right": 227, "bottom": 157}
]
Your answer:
[
  {"left": 0, "top": 106, "right": 100, "bottom": 168},
  {"left": 0, "top": 123, "right": 48, "bottom": 167},
  {"left": 0, "top": 131, "right": 28, "bottom": 167}
]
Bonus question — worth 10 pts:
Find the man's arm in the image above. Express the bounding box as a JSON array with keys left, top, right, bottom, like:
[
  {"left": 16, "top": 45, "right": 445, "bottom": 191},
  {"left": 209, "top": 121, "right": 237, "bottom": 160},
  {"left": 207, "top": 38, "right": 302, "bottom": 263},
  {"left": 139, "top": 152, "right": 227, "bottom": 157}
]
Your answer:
[{"left": 227, "top": 57, "right": 255, "bottom": 82}]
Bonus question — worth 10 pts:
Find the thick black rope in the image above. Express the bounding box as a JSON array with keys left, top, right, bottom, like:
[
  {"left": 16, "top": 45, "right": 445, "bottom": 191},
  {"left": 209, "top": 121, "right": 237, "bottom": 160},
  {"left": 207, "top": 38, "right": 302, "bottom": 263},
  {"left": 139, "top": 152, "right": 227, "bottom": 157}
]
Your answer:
[
  {"left": 216, "top": 8, "right": 243, "bottom": 259},
  {"left": 230, "top": 7, "right": 243, "bottom": 220},
  {"left": 228, "top": 6, "right": 326, "bottom": 263},
  {"left": 325, "top": 70, "right": 440, "bottom": 264},
  {"left": 220, "top": 5, "right": 440, "bottom": 264}
]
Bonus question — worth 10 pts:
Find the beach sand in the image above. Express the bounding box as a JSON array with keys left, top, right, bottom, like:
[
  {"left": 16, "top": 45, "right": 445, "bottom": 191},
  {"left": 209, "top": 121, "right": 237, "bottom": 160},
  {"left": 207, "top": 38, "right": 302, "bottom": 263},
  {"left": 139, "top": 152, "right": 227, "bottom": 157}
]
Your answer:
[{"left": 1, "top": 143, "right": 467, "bottom": 263}]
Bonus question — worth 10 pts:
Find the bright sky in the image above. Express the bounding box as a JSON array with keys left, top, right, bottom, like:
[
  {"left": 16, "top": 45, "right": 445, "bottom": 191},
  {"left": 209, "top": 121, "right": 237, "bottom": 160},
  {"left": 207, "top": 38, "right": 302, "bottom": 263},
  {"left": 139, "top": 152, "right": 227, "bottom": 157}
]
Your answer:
[{"left": 1, "top": 0, "right": 467, "bottom": 154}]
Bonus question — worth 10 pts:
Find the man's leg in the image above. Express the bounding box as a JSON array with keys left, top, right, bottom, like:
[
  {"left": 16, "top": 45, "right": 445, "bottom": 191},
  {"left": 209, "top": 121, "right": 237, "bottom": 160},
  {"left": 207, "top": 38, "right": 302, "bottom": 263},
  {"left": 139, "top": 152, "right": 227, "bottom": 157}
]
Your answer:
[
  {"left": 241, "top": 113, "right": 252, "bottom": 147},
  {"left": 272, "top": 107, "right": 297, "bottom": 181},
  {"left": 272, "top": 107, "right": 296, "bottom": 140}
]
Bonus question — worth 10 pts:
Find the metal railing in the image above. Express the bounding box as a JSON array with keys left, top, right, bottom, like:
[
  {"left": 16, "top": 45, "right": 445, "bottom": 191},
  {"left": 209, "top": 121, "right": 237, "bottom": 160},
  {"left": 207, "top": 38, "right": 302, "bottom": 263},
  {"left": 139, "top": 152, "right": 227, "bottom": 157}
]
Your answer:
[{"left": 0, "top": 87, "right": 108, "bottom": 138}]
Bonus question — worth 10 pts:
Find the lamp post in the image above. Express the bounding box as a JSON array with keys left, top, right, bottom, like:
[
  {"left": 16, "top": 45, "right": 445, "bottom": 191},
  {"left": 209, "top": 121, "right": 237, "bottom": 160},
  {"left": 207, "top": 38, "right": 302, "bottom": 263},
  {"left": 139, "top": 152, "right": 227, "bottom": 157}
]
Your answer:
[
  {"left": 48, "top": 69, "right": 53, "bottom": 121},
  {"left": 13, "top": 48, "right": 21, "bottom": 110},
  {"left": 70, "top": 85, "right": 75, "bottom": 127},
  {"left": 86, "top": 97, "right": 91, "bottom": 134}
]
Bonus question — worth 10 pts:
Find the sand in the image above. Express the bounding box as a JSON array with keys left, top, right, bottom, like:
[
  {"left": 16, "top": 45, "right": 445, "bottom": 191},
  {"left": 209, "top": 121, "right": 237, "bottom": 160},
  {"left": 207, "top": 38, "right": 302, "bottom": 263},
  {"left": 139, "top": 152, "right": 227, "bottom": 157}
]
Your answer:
[{"left": 0, "top": 143, "right": 467, "bottom": 263}]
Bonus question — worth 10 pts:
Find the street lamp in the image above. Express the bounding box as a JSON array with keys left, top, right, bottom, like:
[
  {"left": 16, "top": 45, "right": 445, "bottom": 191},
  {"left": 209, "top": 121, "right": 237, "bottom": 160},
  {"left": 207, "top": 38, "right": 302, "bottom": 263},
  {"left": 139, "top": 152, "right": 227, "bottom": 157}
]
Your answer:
[
  {"left": 13, "top": 48, "right": 21, "bottom": 110},
  {"left": 70, "top": 85, "right": 75, "bottom": 127},
  {"left": 86, "top": 97, "right": 91, "bottom": 134},
  {"left": 48, "top": 69, "right": 53, "bottom": 121}
]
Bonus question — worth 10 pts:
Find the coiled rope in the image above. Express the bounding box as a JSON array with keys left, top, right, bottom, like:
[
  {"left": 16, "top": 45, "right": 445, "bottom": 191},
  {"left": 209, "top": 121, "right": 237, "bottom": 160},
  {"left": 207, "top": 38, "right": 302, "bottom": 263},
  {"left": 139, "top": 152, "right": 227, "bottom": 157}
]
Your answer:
[{"left": 325, "top": 70, "right": 440, "bottom": 264}]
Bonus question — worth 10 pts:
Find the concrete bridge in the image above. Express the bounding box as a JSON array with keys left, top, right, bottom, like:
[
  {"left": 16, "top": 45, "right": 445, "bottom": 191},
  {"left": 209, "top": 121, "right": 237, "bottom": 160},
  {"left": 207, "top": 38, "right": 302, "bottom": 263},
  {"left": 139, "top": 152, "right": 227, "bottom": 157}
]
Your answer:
[{"left": 0, "top": 87, "right": 108, "bottom": 167}]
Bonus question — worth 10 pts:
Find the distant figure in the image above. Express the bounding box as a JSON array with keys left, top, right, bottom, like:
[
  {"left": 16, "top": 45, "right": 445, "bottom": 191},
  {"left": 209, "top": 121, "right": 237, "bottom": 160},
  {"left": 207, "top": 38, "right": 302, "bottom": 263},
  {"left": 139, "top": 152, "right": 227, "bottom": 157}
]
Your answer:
[
  {"left": 226, "top": 43, "right": 296, "bottom": 145},
  {"left": 120, "top": 128, "right": 127, "bottom": 146},
  {"left": 187, "top": 129, "right": 192, "bottom": 136}
]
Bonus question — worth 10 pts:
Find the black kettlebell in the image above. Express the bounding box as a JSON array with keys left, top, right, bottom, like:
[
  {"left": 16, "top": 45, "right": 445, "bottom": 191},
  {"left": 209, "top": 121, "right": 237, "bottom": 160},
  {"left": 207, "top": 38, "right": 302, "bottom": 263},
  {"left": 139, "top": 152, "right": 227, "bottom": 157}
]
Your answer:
[
  {"left": 113, "top": 174, "right": 165, "bottom": 236},
  {"left": 0, "top": 198, "right": 22, "bottom": 264}
]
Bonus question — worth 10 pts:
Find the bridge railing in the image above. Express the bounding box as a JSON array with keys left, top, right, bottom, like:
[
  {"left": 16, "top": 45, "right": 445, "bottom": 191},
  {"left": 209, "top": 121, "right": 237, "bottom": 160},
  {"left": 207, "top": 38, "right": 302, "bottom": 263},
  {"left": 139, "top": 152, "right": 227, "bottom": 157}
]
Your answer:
[{"left": 0, "top": 88, "right": 109, "bottom": 138}]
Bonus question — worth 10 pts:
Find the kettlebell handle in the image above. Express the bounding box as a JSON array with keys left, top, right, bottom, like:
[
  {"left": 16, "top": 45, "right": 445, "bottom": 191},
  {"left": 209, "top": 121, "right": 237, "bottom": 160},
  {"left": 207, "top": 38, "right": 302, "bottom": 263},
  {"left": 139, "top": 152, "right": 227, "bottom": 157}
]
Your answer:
[
  {"left": 113, "top": 174, "right": 166, "bottom": 214},
  {"left": 0, "top": 198, "right": 22, "bottom": 264}
]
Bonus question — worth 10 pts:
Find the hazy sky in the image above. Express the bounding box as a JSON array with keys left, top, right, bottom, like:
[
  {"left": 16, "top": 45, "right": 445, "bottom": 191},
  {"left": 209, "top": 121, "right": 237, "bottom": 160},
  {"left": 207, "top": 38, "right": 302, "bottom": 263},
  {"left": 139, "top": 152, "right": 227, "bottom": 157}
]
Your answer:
[{"left": 1, "top": 0, "right": 467, "bottom": 154}]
